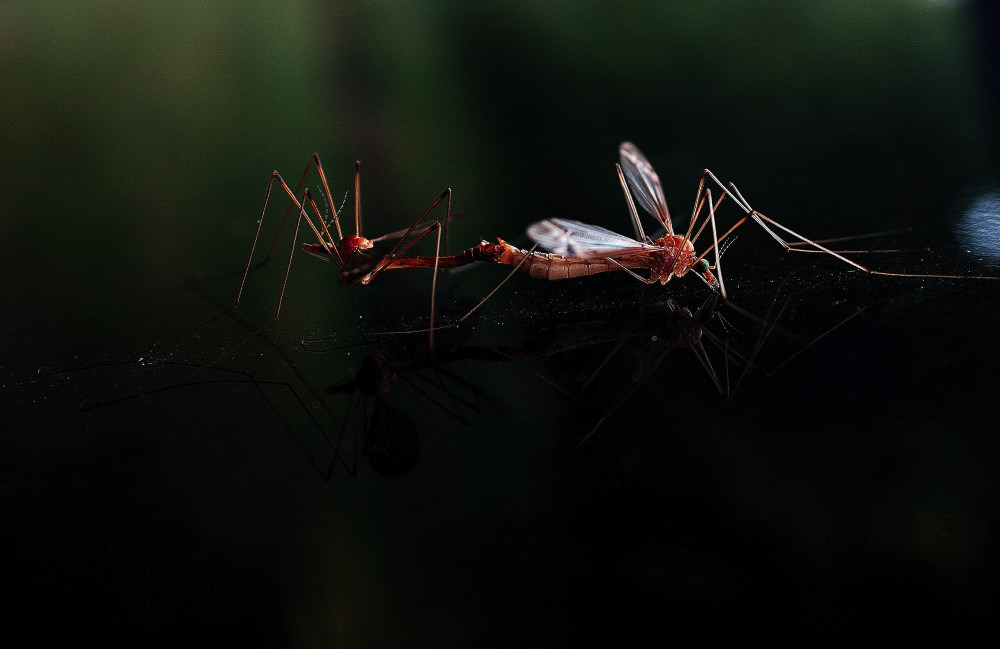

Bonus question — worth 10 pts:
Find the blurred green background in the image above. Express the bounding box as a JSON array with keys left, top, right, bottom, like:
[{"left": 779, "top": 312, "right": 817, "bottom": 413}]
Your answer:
[{"left": 3, "top": 1, "right": 1000, "bottom": 646}]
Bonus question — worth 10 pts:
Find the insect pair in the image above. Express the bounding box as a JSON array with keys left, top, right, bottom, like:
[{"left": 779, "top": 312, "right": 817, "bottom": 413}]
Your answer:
[
  {"left": 219, "top": 140, "right": 1000, "bottom": 373},
  {"left": 62, "top": 142, "right": 996, "bottom": 476}
]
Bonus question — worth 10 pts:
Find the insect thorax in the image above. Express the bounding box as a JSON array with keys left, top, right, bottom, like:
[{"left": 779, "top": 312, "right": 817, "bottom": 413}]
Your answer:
[{"left": 652, "top": 235, "right": 698, "bottom": 280}]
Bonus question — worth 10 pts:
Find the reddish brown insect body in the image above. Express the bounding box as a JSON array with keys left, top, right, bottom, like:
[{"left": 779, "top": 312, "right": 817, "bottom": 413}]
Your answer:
[
  {"left": 370, "top": 233, "right": 716, "bottom": 286},
  {"left": 327, "top": 142, "right": 723, "bottom": 297}
]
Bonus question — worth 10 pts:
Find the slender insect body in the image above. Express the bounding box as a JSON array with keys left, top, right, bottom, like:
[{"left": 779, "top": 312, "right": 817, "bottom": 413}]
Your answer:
[
  {"left": 383, "top": 231, "right": 716, "bottom": 286},
  {"left": 385, "top": 239, "right": 674, "bottom": 280}
]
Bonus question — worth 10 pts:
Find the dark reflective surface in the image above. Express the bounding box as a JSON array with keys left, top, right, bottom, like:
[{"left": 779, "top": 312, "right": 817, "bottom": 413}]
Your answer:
[{"left": 3, "top": 1, "right": 1000, "bottom": 645}]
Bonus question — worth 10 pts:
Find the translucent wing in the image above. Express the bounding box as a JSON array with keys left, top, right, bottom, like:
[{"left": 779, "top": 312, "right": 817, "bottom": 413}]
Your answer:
[
  {"left": 619, "top": 141, "right": 672, "bottom": 234},
  {"left": 527, "top": 218, "right": 656, "bottom": 258}
]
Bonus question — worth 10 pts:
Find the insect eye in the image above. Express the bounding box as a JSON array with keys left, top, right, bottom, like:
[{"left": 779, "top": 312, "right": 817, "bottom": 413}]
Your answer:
[{"left": 695, "top": 259, "right": 710, "bottom": 273}]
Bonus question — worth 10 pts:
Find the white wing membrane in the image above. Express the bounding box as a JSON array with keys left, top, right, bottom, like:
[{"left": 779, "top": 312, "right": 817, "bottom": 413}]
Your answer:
[
  {"left": 527, "top": 218, "right": 654, "bottom": 258},
  {"left": 619, "top": 141, "right": 672, "bottom": 233}
]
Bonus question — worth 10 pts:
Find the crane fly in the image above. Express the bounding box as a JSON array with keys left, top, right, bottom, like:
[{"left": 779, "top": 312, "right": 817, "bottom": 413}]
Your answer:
[
  {"left": 376, "top": 141, "right": 730, "bottom": 328},
  {"left": 302, "top": 293, "right": 738, "bottom": 451},
  {"left": 617, "top": 141, "right": 1000, "bottom": 289},
  {"left": 522, "top": 140, "right": 998, "bottom": 297},
  {"left": 386, "top": 191, "right": 722, "bottom": 297},
  {"left": 242, "top": 153, "right": 456, "bottom": 349},
  {"left": 427, "top": 141, "right": 1000, "bottom": 321},
  {"left": 72, "top": 154, "right": 460, "bottom": 413},
  {"left": 562, "top": 141, "right": 1000, "bottom": 290},
  {"left": 524, "top": 141, "right": 725, "bottom": 294}
]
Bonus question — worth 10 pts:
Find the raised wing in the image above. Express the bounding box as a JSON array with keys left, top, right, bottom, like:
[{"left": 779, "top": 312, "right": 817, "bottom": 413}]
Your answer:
[
  {"left": 527, "top": 218, "right": 655, "bottom": 258},
  {"left": 619, "top": 141, "right": 672, "bottom": 234}
]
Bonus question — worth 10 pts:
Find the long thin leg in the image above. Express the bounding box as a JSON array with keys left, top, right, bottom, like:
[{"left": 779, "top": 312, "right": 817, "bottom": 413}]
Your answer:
[
  {"left": 90, "top": 185, "right": 318, "bottom": 409},
  {"left": 704, "top": 170, "right": 999, "bottom": 281},
  {"left": 413, "top": 221, "right": 443, "bottom": 351},
  {"left": 785, "top": 228, "right": 917, "bottom": 253},
  {"left": 575, "top": 338, "right": 703, "bottom": 448},
  {"left": 393, "top": 361, "right": 481, "bottom": 425},
  {"left": 364, "top": 189, "right": 453, "bottom": 281},
  {"left": 686, "top": 181, "right": 723, "bottom": 247},
  {"left": 705, "top": 188, "right": 727, "bottom": 299},
  {"left": 247, "top": 170, "right": 344, "bottom": 298},
  {"left": 79, "top": 186, "right": 327, "bottom": 407},
  {"left": 263, "top": 154, "right": 344, "bottom": 264},
  {"left": 684, "top": 169, "right": 753, "bottom": 265},
  {"left": 350, "top": 188, "right": 452, "bottom": 350},
  {"left": 667, "top": 174, "right": 710, "bottom": 280},
  {"left": 610, "top": 163, "right": 664, "bottom": 284},
  {"left": 380, "top": 242, "right": 544, "bottom": 342},
  {"left": 238, "top": 169, "right": 340, "bottom": 316},
  {"left": 604, "top": 258, "right": 661, "bottom": 284},
  {"left": 64, "top": 163, "right": 347, "bottom": 409},
  {"left": 617, "top": 162, "right": 648, "bottom": 244},
  {"left": 353, "top": 160, "right": 362, "bottom": 237},
  {"left": 270, "top": 189, "right": 312, "bottom": 319},
  {"left": 455, "top": 242, "right": 540, "bottom": 325},
  {"left": 669, "top": 177, "right": 733, "bottom": 296}
]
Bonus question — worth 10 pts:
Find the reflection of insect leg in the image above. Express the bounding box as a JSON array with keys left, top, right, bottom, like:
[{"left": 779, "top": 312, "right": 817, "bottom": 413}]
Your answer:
[
  {"left": 76, "top": 356, "right": 357, "bottom": 479},
  {"left": 325, "top": 347, "right": 484, "bottom": 477},
  {"left": 572, "top": 300, "right": 731, "bottom": 447}
]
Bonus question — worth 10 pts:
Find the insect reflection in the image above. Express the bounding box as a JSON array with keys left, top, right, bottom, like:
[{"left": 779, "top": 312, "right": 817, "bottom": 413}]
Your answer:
[{"left": 301, "top": 293, "right": 742, "bottom": 458}]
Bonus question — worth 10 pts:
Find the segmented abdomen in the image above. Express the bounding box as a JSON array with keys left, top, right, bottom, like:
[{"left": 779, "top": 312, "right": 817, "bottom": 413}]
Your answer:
[{"left": 490, "top": 241, "right": 631, "bottom": 280}]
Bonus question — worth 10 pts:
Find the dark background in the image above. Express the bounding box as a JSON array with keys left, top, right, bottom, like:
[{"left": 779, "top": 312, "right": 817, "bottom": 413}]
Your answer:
[{"left": 3, "top": 1, "right": 999, "bottom": 645}]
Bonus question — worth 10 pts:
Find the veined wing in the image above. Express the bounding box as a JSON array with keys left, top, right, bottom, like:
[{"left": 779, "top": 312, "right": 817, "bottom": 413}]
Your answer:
[
  {"left": 619, "top": 141, "right": 672, "bottom": 234},
  {"left": 527, "top": 218, "right": 655, "bottom": 258}
]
